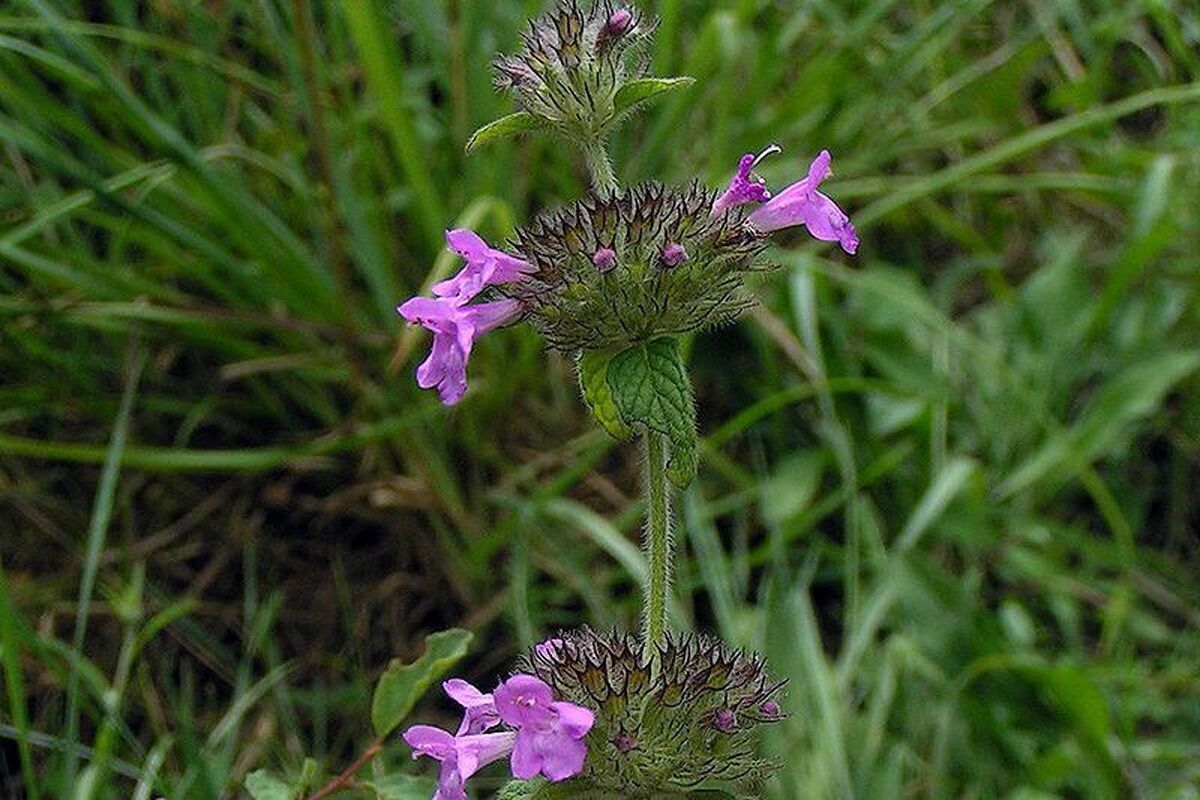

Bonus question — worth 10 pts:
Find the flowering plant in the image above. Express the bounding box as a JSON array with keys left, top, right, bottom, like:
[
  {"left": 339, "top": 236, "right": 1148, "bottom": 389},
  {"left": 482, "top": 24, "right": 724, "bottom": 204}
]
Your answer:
[{"left": 279, "top": 2, "right": 856, "bottom": 799}]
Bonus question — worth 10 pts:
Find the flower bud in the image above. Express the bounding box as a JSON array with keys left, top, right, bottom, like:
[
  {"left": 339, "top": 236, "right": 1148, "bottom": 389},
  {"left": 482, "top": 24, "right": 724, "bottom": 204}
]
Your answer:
[
  {"left": 661, "top": 241, "right": 687, "bottom": 267},
  {"left": 605, "top": 8, "right": 634, "bottom": 37},
  {"left": 593, "top": 246, "right": 618, "bottom": 272}
]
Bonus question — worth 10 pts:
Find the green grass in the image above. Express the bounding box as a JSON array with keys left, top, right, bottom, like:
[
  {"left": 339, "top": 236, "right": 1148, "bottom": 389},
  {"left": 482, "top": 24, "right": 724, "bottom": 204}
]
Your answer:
[{"left": 2, "top": 0, "right": 1199, "bottom": 798}]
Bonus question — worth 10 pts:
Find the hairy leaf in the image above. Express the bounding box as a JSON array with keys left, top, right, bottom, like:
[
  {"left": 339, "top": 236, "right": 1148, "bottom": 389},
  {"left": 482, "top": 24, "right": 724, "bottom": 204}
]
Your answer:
[
  {"left": 613, "top": 76, "right": 695, "bottom": 118},
  {"left": 607, "top": 338, "right": 697, "bottom": 487},
  {"left": 578, "top": 350, "right": 634, "bottom": 441},
  {"left": 465, "top": 111, "right": 542, "bottom": 153},
  {"left": 372, "top": 628, "right": 473, "bottom": 738}
]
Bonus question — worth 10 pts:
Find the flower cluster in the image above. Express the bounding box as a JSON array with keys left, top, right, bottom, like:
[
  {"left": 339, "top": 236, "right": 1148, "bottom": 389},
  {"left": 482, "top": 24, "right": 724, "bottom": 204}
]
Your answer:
[
  {"left": 399, "top": 148, "right": 856, "bottom": 401},
  {"left": 397, "top": 230, "right": 531, "bottom": 404},
  {"left": 403, "top": 673, "right": 595, "bottom": 799},
  {"left": 512, "top": 628, "right": 785, "bottom": 796},
  {"left": 494, "top": 1, "right": 655, "bottom": 141}
]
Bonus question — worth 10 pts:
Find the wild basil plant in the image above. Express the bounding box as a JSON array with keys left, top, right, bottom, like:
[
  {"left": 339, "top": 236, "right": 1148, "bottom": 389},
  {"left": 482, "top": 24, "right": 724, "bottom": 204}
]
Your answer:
[{"left": 394, "top": 2, "right": 857, "bottom": 798}]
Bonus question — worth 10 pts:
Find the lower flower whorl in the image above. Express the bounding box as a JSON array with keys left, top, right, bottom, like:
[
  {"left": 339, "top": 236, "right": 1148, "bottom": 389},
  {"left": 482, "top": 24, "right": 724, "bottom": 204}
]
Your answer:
[{"left": 505, "top": 183, "right": 769, "bottom": 352}]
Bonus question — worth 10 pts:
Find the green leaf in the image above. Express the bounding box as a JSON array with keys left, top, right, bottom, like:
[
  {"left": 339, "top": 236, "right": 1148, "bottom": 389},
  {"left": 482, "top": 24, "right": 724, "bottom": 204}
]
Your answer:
[
  {"left": 607, "top": 338, "right": 697, "bottom": 488},
  {"left": 371, "top": 628, "right": 473, "bottom": 738},
  {"left": 578, "top": 350, "right": 634, "bottom": 441},
  {"left": 365, "top": 774, "right": 439, "bottom": 800},
  {"left": 612, "top": 76, "right": 695, "bottom": 118},
  {"left": 245, "top": 770, "right": 298, "bottom": 800},
  {"left": 465, "top": 111, "right": 542, "bottom": 153}
]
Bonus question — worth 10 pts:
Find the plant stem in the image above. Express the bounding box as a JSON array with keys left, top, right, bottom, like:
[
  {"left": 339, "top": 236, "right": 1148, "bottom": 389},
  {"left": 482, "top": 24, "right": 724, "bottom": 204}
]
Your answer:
[
  {"left": 643, "top": 431, "right": 671, "bottom": 645},
  {"left": 305, "top": 738, "right": 382, "bottom": 800},
  {"left": 582, "top": 136, "right": 618, "bottom": 195}
]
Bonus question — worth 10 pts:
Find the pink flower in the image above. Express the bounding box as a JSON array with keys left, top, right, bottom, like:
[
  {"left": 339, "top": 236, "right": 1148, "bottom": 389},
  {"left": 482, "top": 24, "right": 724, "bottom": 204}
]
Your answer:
[
  {"left": 592, "top": 247, "right": 617, "bottom": 272},
  {"left": 443, "top": 678, "right": 501, "bottom": 736},
  {"left": 747, "top": 150, "right": 858, "bottom": 254},
  {"left": 402, "top": 725, "right": 515, "bottom": 800},
  {"left": 434, "top": 229, "right": 534, "bottom": 303},
  {"left": 661, "top": 242, "right": 687, "bottom": 267},
  {"left": 711, "top": 145, "right": 780, "bottom": 216},
  {"left": 398, "top": 296, "right": 521, "bottom": 405},
  {"left": 493, "top": 674, "right": 594, "bottom": 782}
]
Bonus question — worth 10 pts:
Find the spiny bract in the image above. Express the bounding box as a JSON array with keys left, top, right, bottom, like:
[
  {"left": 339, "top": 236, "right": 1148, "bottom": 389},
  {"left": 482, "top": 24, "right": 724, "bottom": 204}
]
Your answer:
[
  {"left": 504, "top": 182, "right": 770, "bottom": 352},
  {"left": 494, "top": 0, "right": 656, "bottom": 140},
  {"left": 512, "top": 628, "right": 786, "bottom": 797}
]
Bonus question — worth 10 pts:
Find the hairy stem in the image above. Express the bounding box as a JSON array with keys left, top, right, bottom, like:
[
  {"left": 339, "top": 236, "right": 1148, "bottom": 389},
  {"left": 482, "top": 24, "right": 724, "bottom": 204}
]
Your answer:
[
  {"left": 582, "top": 136, "right": 618, "bottom": 195},
  {"left": 643, "top": 431, "right": 671, "bottom": 645}
]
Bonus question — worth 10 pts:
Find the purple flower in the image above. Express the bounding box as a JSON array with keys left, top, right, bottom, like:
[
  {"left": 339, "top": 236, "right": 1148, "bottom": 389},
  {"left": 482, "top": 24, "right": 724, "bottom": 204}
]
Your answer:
[
  {"left": 747, "top": 150, "right": 858, "bottom": 254},
  {"left": 434, "top": 229, "right": 534, "bottom": 303},
  {"left": 398, "top": 295, "right": 521, "bottom": 405},
  {"left": 711, "top": 145, "right": 780, "bottom": 216},
  {"left": 444, "top": 679, "right": 501, "bottom": 735},
  {"left": 605, "top": 8, "right": 634, "bottom": 36},
  {"left": 712, "top": 708, "right": 737, "bottom": 732},
  {"left": 592, "top": 247, "right": 617, "bottom": 272},
  {"left": 403, "top": 725, "right": 515, "bottom": 800},
  {"left": 661, "top": 242, "right": 687, "bottom": 267},
  {"left": 494, "top": 674, "right": 595, "bottom": 782}
]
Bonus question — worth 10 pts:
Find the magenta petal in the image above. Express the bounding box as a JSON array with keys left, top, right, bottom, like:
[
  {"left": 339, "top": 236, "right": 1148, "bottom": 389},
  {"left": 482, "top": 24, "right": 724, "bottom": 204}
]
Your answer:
[
  {"left": 539, "top": 734, "right": 587, "bottom": 782},
  {"left": 461, "top": 299, "right": 521, "bottom": 334},
  {"left": 510, "top": 731, "right": 542, "bottom": 780},
  {"left": 806, "top": 149, "right": 832, "bottom": 186},
  {"left": 551, "top": 701, "right": 595, "bottom": 739},
  {"left": 444, "top": 679, "right": 501, "bottom": 735},
  {"left": 443, "top": 679, "right": 488, "bottom": 707},
  {"left": 404, "top": 725, "right": 456, "bottom": 759},
  {"left": 455, "top": 732, "right": 516, "bottom": 780},
  {"left": 494, "top": 674, "right": 556, "bottom": 728},
  {"left": 399, "top": 295, "right": 456, "bottom": 326},
  {"left": 801, "top": 192, "right": 858, "bottom": 254},
  {"left": 441, "top": 228, "right": 533, "bottom": 303},
  {"left": 445, "top": 228, "right": 489, "bottom": 261},
  {"left": 711, "top": 147, "right": 778, "bottom": 216}
]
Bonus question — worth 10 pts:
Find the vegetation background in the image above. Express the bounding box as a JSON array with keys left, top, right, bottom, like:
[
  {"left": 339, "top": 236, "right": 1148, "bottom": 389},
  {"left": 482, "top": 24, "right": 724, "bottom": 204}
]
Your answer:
[{"left": 1, "top": 0, "right": 1199, "bottom": 798}]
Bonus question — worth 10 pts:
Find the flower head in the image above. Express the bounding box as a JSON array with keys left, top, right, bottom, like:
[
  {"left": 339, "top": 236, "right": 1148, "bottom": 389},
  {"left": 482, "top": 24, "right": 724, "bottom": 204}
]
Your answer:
[
  {"left": 518, "top": 628, "right": 786, "bottom": 795},
  {"left": 398, "top": 296, "right": 521, "bottom": 405},
  {"left": 444, "top": 678, "right": 501, "bottom": 736},
  {"left": 403, "top": 725, "right": 515, "bottom": 800},
  {"left": 507, "top": 182, "right": 767, "bottom": 351},
  {"left": 435, "top": 229, "right": 534, "bottom": 303},
  {"left": 494, "top": 673, "right": 595, "bottom": 782},
  {"left": 747, "top": 149, "right": 859, "bottom": 254},
  {"left": 493, "top": 1, "right": 656, "bottom": 139},
  {"left": 711, "top": 145, "right": 779, "bottom": 216}
]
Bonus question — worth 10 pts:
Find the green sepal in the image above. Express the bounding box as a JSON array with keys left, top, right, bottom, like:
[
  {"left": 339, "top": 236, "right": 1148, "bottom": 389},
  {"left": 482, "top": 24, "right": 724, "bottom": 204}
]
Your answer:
[
  {"left": 578, "top": 349, "right": 635, "bottom": 441},
  {"left": 465, "top": 111, "right": 542, "bottom": 153},
  {"left": 371, "top": 628, "right": 473, "bottom": 738},
  {"left": 612, "top": 76, "right": 694, "bottom": 118},
  {"left": 606, "top": 338, "right": 698, "bottom": 488}
]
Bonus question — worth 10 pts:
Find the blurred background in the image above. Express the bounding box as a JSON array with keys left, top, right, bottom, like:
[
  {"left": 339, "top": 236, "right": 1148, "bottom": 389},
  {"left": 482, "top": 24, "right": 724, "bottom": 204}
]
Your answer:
[{"left": 1, "top": 0, "right": 1199, "bottom": 798}]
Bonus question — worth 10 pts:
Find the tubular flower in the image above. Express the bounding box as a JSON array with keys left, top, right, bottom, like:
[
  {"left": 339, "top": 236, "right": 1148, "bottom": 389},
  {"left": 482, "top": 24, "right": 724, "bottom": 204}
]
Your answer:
[
  {"left": 444, "top": 678, "right": 502, "bottom": 736},
  {"left": 397, "top": 296, "right": 521, "bottom": 405},
  {"left": 435, "top": 229, "right": 534, "bottom": 303},
  {"left": 494, "top": 673, "right": 596, "bottom": 782},
  {"left": 402, "top": 725, "right": 516, "bottom": 800},
  {"left": 747, "top": 149, "right": 859, "bottom": 254},
  {"left": 710, "top": 145, "right": 780, "bottom": 216}
]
